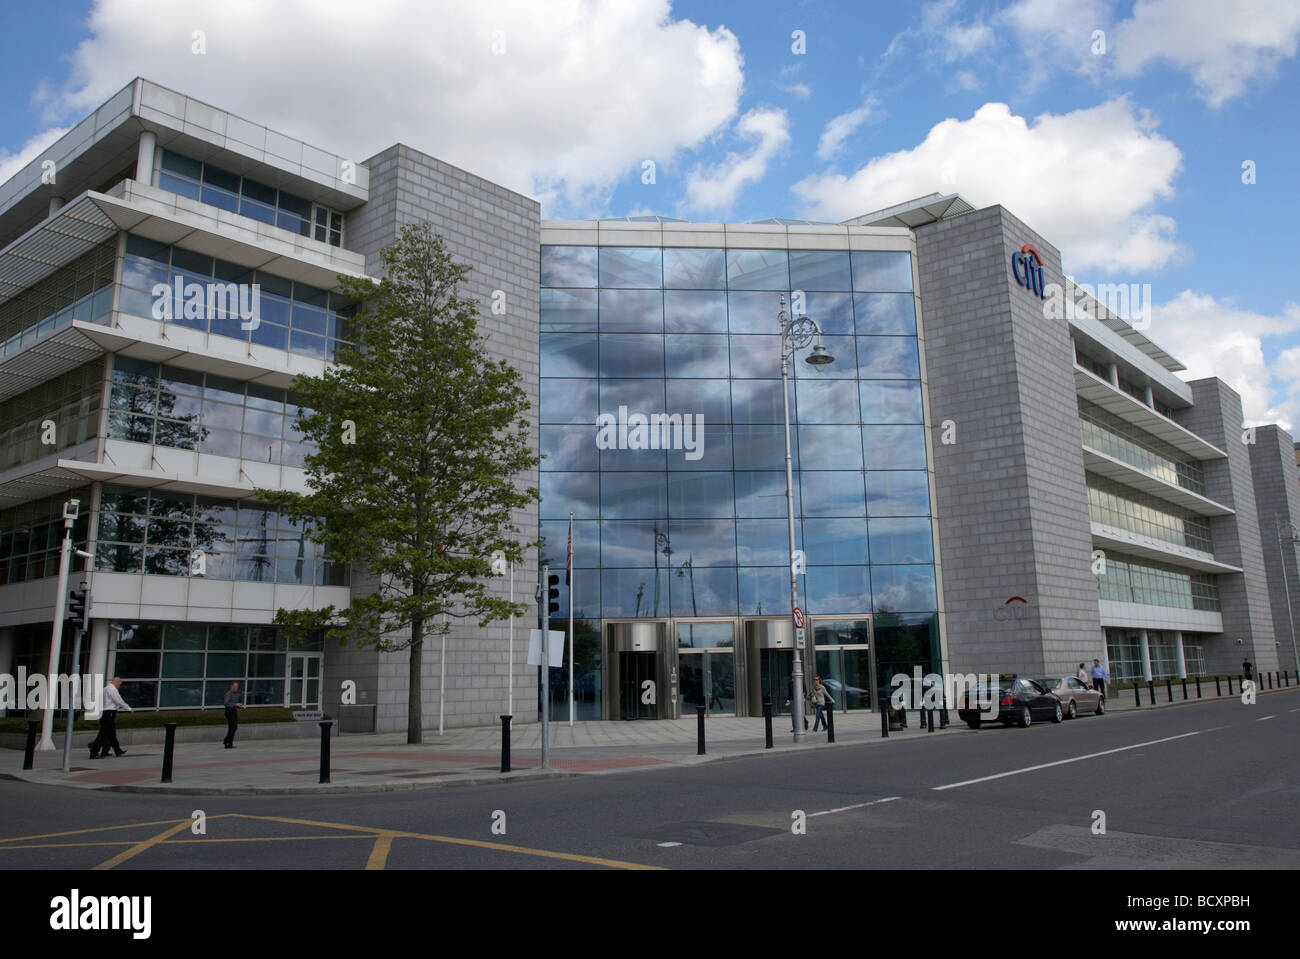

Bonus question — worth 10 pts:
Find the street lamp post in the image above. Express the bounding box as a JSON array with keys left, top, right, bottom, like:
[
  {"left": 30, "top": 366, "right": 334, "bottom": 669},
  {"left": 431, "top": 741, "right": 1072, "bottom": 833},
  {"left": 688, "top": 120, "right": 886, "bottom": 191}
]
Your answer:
[{"left": 779, "top": 295, "right": 834, "bottom": 743}]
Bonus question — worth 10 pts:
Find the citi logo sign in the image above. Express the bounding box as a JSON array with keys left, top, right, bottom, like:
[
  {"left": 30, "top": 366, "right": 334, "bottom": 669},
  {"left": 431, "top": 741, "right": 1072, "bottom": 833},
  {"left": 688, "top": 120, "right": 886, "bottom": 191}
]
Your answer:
[
  {"left": 1011, "top": 244, "right": 1046, "bottom": 299},
  {"left": 993, "top": 595, "right": 1029, "bottom": 621}
]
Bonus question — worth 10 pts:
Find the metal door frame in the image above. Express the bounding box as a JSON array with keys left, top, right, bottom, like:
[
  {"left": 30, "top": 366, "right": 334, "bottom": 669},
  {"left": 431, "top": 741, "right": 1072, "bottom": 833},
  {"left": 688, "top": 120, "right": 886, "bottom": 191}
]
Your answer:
[
  {"left": 809, "top": 614, "right": 874, "bottom": 712},
  {"left": 671, "top": 617, "right": 742, "bottom": 718}
]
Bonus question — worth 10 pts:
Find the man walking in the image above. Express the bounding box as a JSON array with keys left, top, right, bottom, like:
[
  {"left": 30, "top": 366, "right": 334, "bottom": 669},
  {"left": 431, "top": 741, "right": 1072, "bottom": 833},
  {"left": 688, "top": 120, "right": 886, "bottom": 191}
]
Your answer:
[
  {"left": 222, "top": 681, "right": 244, "bottom": 748},
  {"left": 88, "top": 677, "right": 132, "bottom": 759},
  {"left": 1090, "top": 658, "right": 1109, "bottom": 701}
]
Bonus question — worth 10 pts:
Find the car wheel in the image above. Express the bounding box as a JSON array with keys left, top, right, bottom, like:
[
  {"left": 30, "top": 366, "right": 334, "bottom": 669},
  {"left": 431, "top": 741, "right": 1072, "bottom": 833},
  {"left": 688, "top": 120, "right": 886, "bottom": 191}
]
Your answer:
[
  {"left": 966, "top": 719, "right": 981, "bottom": 730},
  {"left": 1067, "top": 700, "right": 1077, "bottom": 720},
  {"left": 1019, "top": 705, "right": 1032, "bottom": 728},
  {"left": 1051, "top": 701, "right": 1063, "bottom": 723},
  {"left": 1096, "top": 697, "right": 1105, "bottom": 715}
]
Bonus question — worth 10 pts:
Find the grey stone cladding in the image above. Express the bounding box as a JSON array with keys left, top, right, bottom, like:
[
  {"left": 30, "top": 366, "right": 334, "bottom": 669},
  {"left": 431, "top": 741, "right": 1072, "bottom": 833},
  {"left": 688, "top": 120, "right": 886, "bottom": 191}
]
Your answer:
[
  {"left": 915, "top": 206, "right": 1103, "bottom": 679},
  {"left": 1248, "top": 424, "right": 1299, "bottom": 673},
  {"left": 332, "top": 145, "right": 542, "bottom": 733},
  {"left": 1173, "top": 379, "right": 1278, "bottom": 673}
]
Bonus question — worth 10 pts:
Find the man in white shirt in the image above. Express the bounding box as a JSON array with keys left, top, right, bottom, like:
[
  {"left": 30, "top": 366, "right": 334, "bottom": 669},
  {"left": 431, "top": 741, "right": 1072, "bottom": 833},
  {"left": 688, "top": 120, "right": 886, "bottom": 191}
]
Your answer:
[{"left": 89, "top": 677, "right": 133, "bottom": 759}]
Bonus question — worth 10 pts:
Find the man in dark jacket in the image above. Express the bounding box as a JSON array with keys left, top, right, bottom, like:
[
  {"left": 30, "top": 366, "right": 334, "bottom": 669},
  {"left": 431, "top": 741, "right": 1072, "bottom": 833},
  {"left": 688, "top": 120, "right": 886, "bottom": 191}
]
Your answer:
[{"left": 222, "top": 682, "right": 243, "bottom": 748}]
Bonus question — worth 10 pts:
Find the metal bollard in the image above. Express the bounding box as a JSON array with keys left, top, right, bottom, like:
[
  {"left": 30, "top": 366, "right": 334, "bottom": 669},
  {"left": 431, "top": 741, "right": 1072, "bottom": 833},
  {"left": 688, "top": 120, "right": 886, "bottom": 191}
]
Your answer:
[
  {"left": 926, "top": 707, "right": 935, "bottom": 732},
  {"left": 826, "top": 701, "right": 836, "bottom": 743},
  {"left": 763, "top": 699, "right": 773, "bottom": 749},
  {"left": 1148, "top": 681, "right": 1156, "bottom": 705},
  {"left": 318, "top": 721, "right": 332, "bottom": 784},
  {"left": 499, "top": 714, "right": 512, "bottom": 773},
  {"left": 696, "top": 705, "right": 705, "bottom": 756},
  {"left": 1196, "top": 676, "right": 1201, "bottom": 698},
  {"left": 1228, "top": 676, "right": 1234, "bottom": 695},
  {"left": 1215, "top": 676, "right": 1222, "bottom": 696},
  {"left": 1166, "top": 679, "right": 1172, "bottom": 702},
  {"left": 939, "top": 705, "right": 949, "bottom": 729},
  {"left": 880, "top": 700, "right": 890, "bottom": 738},
  {"left": 1267, "top": 672, "right": 1273, "bottom": 690},
  {"left": 160, "top": 722, "right": 178, "bottom": 783},
  {"left": 1134, "top": 683, "right": 1141, "bottom": 707},
  {"left": 22, "top": 721, "right": 38, "bottom": 770},
  {"left": 1181, "top": 678, "right": 1187, "bottom": 700}
]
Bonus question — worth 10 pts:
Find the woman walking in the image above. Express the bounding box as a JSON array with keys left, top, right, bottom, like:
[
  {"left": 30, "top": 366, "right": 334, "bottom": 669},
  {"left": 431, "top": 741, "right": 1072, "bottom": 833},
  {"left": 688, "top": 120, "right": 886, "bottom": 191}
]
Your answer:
[{"left": 811, "top": 676, "right": 835, "bottom": 732}]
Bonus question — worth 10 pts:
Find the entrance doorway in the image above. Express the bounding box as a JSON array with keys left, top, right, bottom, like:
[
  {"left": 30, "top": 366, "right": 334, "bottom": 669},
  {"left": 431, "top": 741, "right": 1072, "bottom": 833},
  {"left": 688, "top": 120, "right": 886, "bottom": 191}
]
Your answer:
[
  {"left": 676, "top": 620, "right": 736, "bottom": 716},
  {"left": 603, "top": 621, "right": 671, "bottom": 720},
  {"left": 286, "top": 653, "right": 321, "bottom": 709},
  {"left": 618, "top": 652, "right": 658, "bottom": 720},
  {"left": 812, "top": 618, "right": 874, "bottom": 711}
]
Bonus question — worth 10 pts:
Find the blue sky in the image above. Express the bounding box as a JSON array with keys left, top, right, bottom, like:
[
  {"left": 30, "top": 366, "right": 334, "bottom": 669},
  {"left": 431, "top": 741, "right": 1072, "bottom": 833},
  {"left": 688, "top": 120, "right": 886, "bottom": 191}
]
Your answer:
[{"left": 2, "top": 0, "right": 1299, "bottom": 424}]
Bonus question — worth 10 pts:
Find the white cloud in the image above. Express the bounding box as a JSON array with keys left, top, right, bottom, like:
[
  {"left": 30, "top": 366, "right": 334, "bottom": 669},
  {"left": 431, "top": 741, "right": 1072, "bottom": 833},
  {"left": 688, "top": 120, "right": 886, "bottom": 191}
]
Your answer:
[
  {"left": 1001, "top": 0, "right": 1114, "bottom": 81},
  {"left": 0, "top": 127, "right": 70, "bottom": 186},
  {"left": 792, "top": 98, "right": 1184, "bottom": 273},
  {"left": 1147, "top": 291, "right": 1300, "bottom": 428},
  {"left": 1112, "top": 0, "right": 1300, "bottom": 107},
  {"left": 40, "top": 0, "right": 745, "bottom": 216},
  {"left": 780, "top": 82, "right": 812, "bottom": 99},
  {"left": 950, "top": 70, "right": 982, "bottom": 91},
  {"left": 816, "top": 97, "right": 878, "bottom": 161},
  {"left": 685, "top": 107, "right": 790, "bottom": 212}
]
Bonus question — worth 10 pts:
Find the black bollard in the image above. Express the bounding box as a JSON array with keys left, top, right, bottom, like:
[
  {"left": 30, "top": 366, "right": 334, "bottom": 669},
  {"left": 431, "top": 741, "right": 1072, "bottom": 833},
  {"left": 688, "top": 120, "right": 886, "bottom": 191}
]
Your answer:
[
  {"left": 880, "top": 700, "right": 890, "bottom": 738},
  {"left": 160, "top": 722, "right": 178, "bottom": 783},
  {"left": 926, "top": 707, "right": 935, "bottom": 732},
  {"left": 1166, "top": 679, "right": 1172, "bottom": 702},
  {"left": 499, "top": 714, "right": 512, "bottom": 773},
  {"left": 1228, "top": 676, "right": 1234, "bottom": 695},
  {"left": 1181, "top": 678, "right": 1187, "bottom": 699},
  {"left": 1134, "top": 683, "right": 1141, "bottom": 707},
  {"left": 1196, "top": 676, "right": 1202, "bottom": 698},
  {"left": 763, "top": 699, "right": 773, "bottom": 749},
  {"left": 826, "top": 701, "right": 836, "bottom": 743},
  {"left": 1215, "top": 676, "right": 1222, "bottom": 696},
  {"left": 22, "top": 721, "right": 38, "bottom": 770},
  {"left": 1286, "top": 670, "right": 1291, "bottom": 687},
  {"left": 940, "top": 705, "right": 949, "bottom": 729},
  {"left": 696, "top": 705, "right": 706, "bottom": 755},
  {"left": 319, "top": 721, "right": 333, "bottom": 784},
  {"left": 1267, "top": 672, "right": 1273, "bottom": 690},
  {"left": 1148, "top": 681, "right": 1156, "bottom": 705}
]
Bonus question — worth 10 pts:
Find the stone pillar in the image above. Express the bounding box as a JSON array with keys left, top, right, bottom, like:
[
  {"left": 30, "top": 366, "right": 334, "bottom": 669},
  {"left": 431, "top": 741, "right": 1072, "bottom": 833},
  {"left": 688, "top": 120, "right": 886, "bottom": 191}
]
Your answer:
[
  {"left": 1174, "top": 631, "right": 1186, "bottom": 679},
  {"left": 135, "top": 130, "right": 157, "bottom": 185},
  {"left": 88, "top": 619, "right": 110, "bottom": 685},
  {"left": 1139, "top": 629, "right": 1152, "bottom": 682},
  {"left": 1107, "top": 362, "right": 1119, "bottom": 388},
  {"left": 48, "top": 196, "right": 65, "bottom": 217},
  {"left": 0, "top": 629, "right": 14, "bottom": 718},
  {"left": 1144, "top": 385, "right": 1155, "bottom": 408}
]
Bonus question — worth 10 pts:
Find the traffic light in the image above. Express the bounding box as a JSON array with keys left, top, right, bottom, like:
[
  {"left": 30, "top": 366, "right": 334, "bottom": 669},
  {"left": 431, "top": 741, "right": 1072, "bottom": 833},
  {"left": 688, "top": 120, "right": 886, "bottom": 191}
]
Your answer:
[
  {"left": 67, "top": 585, "right": 90, "bottom": 632},
  {"left": 547, "top": 573, "right": 560, "bottom": 616}
]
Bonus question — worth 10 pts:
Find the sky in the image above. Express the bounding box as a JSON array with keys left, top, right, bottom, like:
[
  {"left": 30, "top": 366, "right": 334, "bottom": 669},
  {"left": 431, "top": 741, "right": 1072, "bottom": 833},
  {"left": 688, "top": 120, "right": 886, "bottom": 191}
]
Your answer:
[{"left": 1, "top": 0, "right": 1298, "bottom": 427}]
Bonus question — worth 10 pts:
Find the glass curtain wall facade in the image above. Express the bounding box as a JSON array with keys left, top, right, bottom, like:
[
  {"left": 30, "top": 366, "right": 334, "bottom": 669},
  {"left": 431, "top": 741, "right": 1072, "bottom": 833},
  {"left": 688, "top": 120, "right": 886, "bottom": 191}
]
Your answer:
[{"left": 538, "top": 240, "right": 939, "bottom": 718}]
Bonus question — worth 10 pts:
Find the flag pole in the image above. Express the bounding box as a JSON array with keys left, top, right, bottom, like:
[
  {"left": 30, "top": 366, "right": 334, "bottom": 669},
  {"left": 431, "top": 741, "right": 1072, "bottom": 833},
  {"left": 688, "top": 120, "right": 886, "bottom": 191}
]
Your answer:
[{"left": 567, "top": 511, "right": 575, "bottom": 727}]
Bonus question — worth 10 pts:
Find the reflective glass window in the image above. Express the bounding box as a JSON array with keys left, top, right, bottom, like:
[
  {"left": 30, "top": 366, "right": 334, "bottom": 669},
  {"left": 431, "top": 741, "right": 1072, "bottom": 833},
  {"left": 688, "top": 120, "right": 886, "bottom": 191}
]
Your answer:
[
  {"left": 863, "top": 425, "right": 927, "bottom": 469},
  {"left": 599, "top": 378, "right": 665, "bottom": 414},
  {"left": 540, "top": 378, "right": 599, "bottom": 424},
  {"left": 736, "top": 519, "right": 797, "bottom": 565},
  {"left": 795, "top": 380, "right": 860, "bottom": 424},
  {"left": 540, "top": 472, "right": 600, "bottom": 518},
  {"left": 542, "top": 246, "right": 598, "bottom": 288},
  {"left": 799, "top": 471, "right": 867, "bottom": 516},
  {"left": 731, "top": 380, "right": 783, "bottom": 424},
  {"left": 851, "top": 251, "right": 913, "bottom": 292},
  {"left": 789, "top": 250, "right": 852, "bottom": 291},
  {"left": 797, "top": 425, "right": 863, "bottom": 470},
  {"left": 539, "top": 519, "right": 600, "bottom": 569},
  {"left": 728, "top": 292, "right": 783, "bottom": 334},
  {"left": 668, "top": 471, "right": 734, "bottom": 518},
  {"left": 602, "top": 568, "right": 670, "bottom": 618},
  {"left": 665, "top": 335, "right": 729, "bottom": 378},
  {"left": 860, "top": 380, "right": 924, "bottom": 424},
  {"left": 665, "top": 291, "right": 727, "bottom": 332},
  {"left": 729, "top": 335, "right": 783, "bottom": 377},
  {"left": 601, "top": 472, "right": 667, "bottom": 519},
  {"left": 667, "top": 424, "right": 731, "bottom": 471},
  {"left": 541, "top": 333, "right": 598, "bottom": 378},
  {"left": 733, "top": 425, "right": 798, "bottom": 470},
  {"left": 541, "top": 426, "right": 599, "bottom": 471},
  {"left": 855, "top": 294, "right": 917, "bottom": 335},
  {"left": 541, "top": 289, "right": 598, "bottom": 332},
  {"left": 671, "top": 566, "right": 738, "bottom": 617},
  {"left": 666, "top": 519, "right": 738, "bottom": 567},
  {"left": 666, "top": 379, "right": 730, "bottom": 427},
  {"left": 599, "top": 247, "right": 662, "bottom": 288},
  {"left": 866, "top": 471, "right": 930, "bottom": 516},
  {"left": 868, "top": 518, "right": 933, "bottom": 564},
  {"left": 738, "top": 566, "right": 791, "bottom": 615},
  {"left": 800, "top": 291, "right": 855, "bottom": 334},
  {"left": 792, "top": 334, "right": 858, "bottom": 379},
  {"left": 600, "top": 520, "right": 668, "bottom": 567},
  {"left": 856, "top": 336, "right": 920, "bottom": 378},
  {"left": 663, "top": 248, "right": 727, "bottom": 289},
  {"left": 599, "top": 334, "right": 664, "bottom": 377},
  {"left": 727, "top": 249, "right": 789, "bottom": 290},
  {"left": 806, "top": 566, "right": 871, "bottom": 614},
  {"left": 600, "top": 289, "right": 663, "bottom": 332},
  {"left": 871, "top": 565, "right": 937, "bottom": 612},
  {"left": 802, "top": 518, "right": 868, "bottom": 565}
]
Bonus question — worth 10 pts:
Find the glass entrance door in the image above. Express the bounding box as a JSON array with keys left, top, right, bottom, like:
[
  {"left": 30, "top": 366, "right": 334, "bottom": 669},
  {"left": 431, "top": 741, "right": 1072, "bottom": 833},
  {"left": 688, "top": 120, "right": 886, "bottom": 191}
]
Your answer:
[
  {"left": 618, "top": 652, "right": 658, "bottom": 720},
  {"left": 812, "top": 618, "right": 873, "bottom": 710},
  {"left": 759, "top": 648, "right": 794, "bottom": 715},
  {"left": 676, "top": 621, "right": 735, "bottom": 716},
  {"left": 286, "top": 653, "right": 321, "bottom": 709}
]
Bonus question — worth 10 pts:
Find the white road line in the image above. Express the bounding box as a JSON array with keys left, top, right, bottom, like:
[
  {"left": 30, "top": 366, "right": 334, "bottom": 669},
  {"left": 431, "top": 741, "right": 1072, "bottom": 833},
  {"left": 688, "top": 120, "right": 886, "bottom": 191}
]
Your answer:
[
  {"left": 656, "top": 842, "right": 682, "bottom": 848},
  {"left": 1289, "top": 708, "right": 1300, "bottom": 713},
  {"left": 1256, "top": 715, "right": 1276, "bottom": 722},
  {"left": 931, "top": 731, "right": 1203, "bottom": 791},
  {"left": 807, "top": 796, "right": 899, "bottom": 818}
]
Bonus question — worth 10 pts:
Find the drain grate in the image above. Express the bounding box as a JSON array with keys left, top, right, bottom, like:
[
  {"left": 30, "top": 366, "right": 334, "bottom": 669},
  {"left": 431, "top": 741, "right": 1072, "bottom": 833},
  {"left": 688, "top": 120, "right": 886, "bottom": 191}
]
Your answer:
[{"left": 630, "top": 821, "right": 785, "bottom": 847}]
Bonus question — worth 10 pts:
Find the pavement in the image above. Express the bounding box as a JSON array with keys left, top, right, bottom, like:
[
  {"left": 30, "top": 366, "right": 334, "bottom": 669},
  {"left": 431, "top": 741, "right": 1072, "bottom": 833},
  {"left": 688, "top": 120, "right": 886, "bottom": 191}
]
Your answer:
[{"left": 3, "top": 679, "right": 1291, "bottom": 795}]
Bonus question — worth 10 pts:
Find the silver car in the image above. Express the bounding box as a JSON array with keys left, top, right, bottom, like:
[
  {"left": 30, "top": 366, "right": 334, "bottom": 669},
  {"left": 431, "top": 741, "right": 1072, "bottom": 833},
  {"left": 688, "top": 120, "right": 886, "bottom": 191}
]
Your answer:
[{"left": 1040, "top": 677, "right": 1104, "bottom": 719}]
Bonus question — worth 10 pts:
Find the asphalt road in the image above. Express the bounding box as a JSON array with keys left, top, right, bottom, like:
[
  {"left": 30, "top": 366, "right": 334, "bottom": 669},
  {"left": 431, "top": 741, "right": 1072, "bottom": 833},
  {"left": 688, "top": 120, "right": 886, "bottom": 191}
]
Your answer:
[{"left": 1, "top": 688, "right": 1297, "bottom": 871}]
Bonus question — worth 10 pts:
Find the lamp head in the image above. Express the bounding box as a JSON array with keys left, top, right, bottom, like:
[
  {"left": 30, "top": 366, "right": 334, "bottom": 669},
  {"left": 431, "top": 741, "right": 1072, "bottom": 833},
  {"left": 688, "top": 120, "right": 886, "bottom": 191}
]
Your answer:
[{"left": 805, "top": 343, "right": 834, "bottom": 367}]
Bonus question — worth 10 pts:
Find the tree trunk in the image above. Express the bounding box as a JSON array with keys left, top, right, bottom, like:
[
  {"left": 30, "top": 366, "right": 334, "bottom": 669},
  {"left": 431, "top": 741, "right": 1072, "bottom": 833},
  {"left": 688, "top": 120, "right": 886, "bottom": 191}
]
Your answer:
[{"left": 408, "top": 615, "right": 423, "bottom": 744}]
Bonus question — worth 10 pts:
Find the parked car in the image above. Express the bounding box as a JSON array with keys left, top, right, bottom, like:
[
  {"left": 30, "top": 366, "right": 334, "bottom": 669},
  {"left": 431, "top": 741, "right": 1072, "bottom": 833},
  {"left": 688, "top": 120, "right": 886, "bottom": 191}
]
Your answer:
[
  {"left": 1039, "top": 676, "right": 1104, "bottom": 719},
  {"left": 958, "top": 675, "right": 1063, "bottom": 728}
]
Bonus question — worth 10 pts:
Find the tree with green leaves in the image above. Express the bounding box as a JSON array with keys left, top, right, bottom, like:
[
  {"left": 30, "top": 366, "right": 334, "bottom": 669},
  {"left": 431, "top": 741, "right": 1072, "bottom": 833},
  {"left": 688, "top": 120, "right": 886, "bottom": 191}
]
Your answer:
[{"left": 257, "top": 223, "right": 539, "bottom": 743}]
